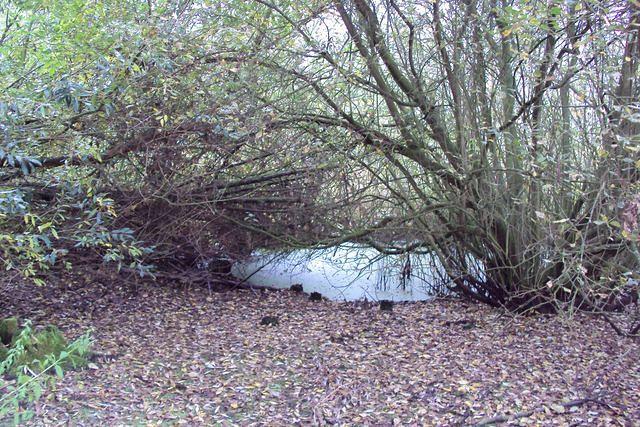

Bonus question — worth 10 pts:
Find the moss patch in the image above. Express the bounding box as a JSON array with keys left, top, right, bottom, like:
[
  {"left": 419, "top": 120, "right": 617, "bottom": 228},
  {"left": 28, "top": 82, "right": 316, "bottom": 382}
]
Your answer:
[
  {"left": 0, "top": 343, "right": 7, "bottom": 362},
  {"left": 0, "top": 317, "right": 18, "bottom": 345}
]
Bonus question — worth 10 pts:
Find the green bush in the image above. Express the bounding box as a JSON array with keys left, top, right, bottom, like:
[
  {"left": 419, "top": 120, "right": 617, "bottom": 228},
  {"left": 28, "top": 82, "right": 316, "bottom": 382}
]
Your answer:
[
  {"left": 10, "top": 325, "right": 88, "bottom": 373},
  {"left": 0, "top": 320, "right": 92, "bottom": 425}
]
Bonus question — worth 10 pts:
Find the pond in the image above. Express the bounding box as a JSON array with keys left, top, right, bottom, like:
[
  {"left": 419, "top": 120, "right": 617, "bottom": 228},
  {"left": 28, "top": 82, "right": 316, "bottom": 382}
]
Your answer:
[{"left": 231, "top": 243, "right": 452, "bottom": 302}]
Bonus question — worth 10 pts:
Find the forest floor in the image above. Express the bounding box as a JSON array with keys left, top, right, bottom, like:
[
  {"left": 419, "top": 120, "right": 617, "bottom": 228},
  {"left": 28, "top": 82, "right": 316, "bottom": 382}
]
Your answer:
[{"left": 1, "top": 270, "right": 639, "bottom": 426}]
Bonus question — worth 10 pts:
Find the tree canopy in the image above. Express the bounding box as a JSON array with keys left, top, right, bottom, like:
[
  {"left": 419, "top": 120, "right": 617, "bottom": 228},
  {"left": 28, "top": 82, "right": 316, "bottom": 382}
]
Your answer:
[{"left": 1, "top": 0, "right": 639, "bottom": 323}]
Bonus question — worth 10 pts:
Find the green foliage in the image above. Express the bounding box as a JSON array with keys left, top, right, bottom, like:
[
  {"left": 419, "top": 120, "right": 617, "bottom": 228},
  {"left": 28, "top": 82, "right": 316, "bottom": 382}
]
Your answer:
[
  {"left": 10, "top": 325, "right": 87, "bottom": 372},
  {"left": 0, "top": 0, "right": 157, "bottom": 281},
  {"left": 0, "top": 320, "right": 92, "bottom": 426},
  {"left": 1, "top": 0, "right": 638, "bottom": 316},
  {"left": 69, "top": 193, "right": 155, "bottom": 275},
  {"left": 0, "top": 319, "right": 92, "bottom": 376},
  {"left": 0, "top": 187, "right": 154, "bottom": 281}
]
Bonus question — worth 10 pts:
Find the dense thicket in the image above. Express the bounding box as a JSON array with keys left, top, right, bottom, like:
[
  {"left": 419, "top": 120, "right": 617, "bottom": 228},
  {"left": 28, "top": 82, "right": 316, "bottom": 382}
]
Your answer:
[
  {"left": 0, "top": 0, "right": 356, "bottom": 281},
  {"left": 237, "top": 0, "right": 640, "bottom": 316},
  {"left": 1, "top": 0, "right": 639, "bottom": 327}
]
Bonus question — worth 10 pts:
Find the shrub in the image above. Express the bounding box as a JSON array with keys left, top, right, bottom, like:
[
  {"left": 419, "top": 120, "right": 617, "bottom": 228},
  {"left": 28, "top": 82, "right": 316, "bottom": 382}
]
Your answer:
[{"left": 0, "top": 320, "right": 92, "bottom": 425}]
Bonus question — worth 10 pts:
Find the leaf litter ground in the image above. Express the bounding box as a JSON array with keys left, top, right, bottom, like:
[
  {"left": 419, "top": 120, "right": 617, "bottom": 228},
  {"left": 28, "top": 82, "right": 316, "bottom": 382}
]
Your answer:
[{"left": 1, "top": 272, "right": 639, "bottom": 426}]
